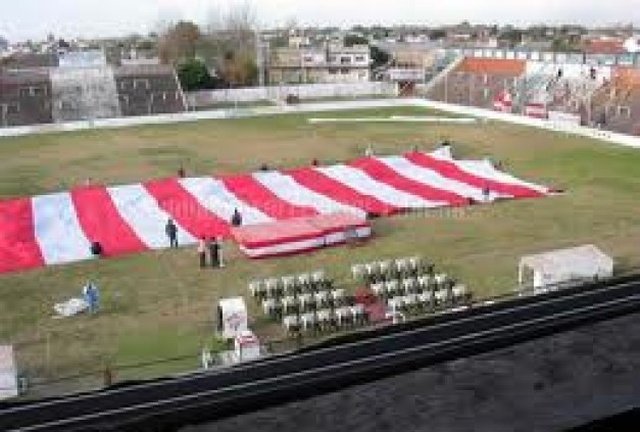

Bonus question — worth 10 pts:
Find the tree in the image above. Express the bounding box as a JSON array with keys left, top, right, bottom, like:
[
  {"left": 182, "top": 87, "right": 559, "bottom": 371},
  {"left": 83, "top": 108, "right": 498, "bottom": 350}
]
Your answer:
[
  {"left": 221, "top": 50, "right": 258, "bottom": 87},
  {"left": 177, "top": 58, "right": 220, "bottom": 91},
  {"left": 159, "top": 21, "right": 201, "bottom": 64},
  {"left": 370, "top": 46, "right": 390, "bottom": 69},
  {"left": 344, "top": 34, "right": 369, "bottom": 47},
  {"left": 202, "top": 1, "right": 258, "bottom": 87},
  {"left": 429, "top": 29, "right": 447, "bottom": 40}
]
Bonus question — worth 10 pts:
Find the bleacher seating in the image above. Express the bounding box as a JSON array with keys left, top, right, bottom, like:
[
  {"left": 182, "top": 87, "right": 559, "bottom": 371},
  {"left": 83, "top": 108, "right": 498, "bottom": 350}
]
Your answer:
[
  {"left": 0, "top": 69, "right": 53, "bottom": 127},
  {"left": 0, "top": 62, "right": 186, "bottom": 128},
  {"left": 590, "top": 67, "right": 640, "bottom": 135},
  {"left": 114, "top": 65, "right": 186, "bottom": 117},
  {"left": 426, "top": 58, "right": 525, "bottom": 112},
  {"left": 424, "top": 56, "right": 640, "bottom": 135},
  {"left": 522, "top": 63, "right": 611, "bottom": 120},
  {"left": 50, "top": 66, "right": 122, "bottom": 122}
]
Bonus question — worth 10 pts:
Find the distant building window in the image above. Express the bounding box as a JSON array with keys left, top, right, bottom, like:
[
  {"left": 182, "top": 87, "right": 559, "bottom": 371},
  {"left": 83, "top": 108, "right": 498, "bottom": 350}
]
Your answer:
[
  {"left": 355, "top": 55, "right": 366, "bottom": 62},
  {"left": 483, "top": 88, "right": 490, "bottom": 100},
  {"left": 19, "top": 87, "right": 31, "bottom": 97},
  {"left": 133, "top": 79, "right": 150, "bottom": 90},
  {"left": 340, "top": 56, "right": 352, "bottom": 64},
  {"left": 483, "top": 74, "right": 489, "bottom": 84},
  {"left": 303, "top": 55, "right": 314, "bottom": 63},
  {"left": 328, "top": 68, "right": 338, "bottom": 75},
  {"left": 4, "top": 103, "right": 20, "bottom": 114},
  {"left": 618, "top": 106, "right": 631, "bottom": 118},
  {"left": 341, "top": 68, "right": 350, "bottom": 75},
  {"left": 328, "top": 56, "right": 337, "bottom": 63}
]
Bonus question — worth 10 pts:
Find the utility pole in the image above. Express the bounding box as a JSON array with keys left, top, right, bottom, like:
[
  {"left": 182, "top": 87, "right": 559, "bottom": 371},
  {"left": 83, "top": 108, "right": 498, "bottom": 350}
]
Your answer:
[{"left": 255, "top": 29, "right": 266, "bottom": 87}]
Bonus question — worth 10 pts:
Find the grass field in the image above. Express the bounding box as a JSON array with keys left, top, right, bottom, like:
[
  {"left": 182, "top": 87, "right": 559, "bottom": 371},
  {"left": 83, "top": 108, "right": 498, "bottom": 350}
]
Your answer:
[{"left": 1, "top": 105, "right": 640, "bottom": 394}]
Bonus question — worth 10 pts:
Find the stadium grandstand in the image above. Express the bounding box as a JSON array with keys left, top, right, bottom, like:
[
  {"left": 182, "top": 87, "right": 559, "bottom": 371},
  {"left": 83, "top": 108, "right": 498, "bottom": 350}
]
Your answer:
[
  {"left": 0, "top": 68, "right": 52, "bottom": 127},
  {"left": 115, "top": 64, "right": 187, "bottom": 117},
  {"left": 0, "top": 51, "right": 186, "bottom": 127},
  {"left": 426, "top": 58, "right": 525, "bottom": 112},
  {"left": 590, "top": 67, "right": 640, "bottom": 135},
  {"left": 425, "top": 54, "right": 640, "bottom": 135}
]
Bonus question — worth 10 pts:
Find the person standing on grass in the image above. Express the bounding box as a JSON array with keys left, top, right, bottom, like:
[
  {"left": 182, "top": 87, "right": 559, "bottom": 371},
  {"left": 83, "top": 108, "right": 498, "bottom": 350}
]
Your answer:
[
  {"left": 209, "top": 237, "right": 220, "bottom": 268},
  {"left": 165, "top": 219, "right": 178, "bottom": 248},
  {"left": 197, "top": 236, "right": 207, "bottom": 268},
  {"left": 216, "top": 237, "right": 225, "bottom": 268},
  {"left": 482, "top": 184, "right": 491, "bottom": 203}
]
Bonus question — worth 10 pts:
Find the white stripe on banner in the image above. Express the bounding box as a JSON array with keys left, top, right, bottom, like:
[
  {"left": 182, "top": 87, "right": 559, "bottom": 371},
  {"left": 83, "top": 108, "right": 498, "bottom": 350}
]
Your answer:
[
  {"left": 457, "top": 159, "right": 548, "bottom": 194},
  {"left": 179, "top": 177, "right": 272, "bottom": 226},
  {"left": 108, "top": 184, "right": 196, "bottom": 249},
  {"left": 252, "top": 172, "right": 367, "bottom": 218},
  {"left": 316, "top": 165, "right": 445, "bottom": 209},
  {"left": 429, "top": 150, "right": 548, "bottom": 194},
  {"left": 32, "top": 192, "right": 93, "bottom": 265},
  {"left": 379, "top": 156, "right": 493, "bottom": 201}
]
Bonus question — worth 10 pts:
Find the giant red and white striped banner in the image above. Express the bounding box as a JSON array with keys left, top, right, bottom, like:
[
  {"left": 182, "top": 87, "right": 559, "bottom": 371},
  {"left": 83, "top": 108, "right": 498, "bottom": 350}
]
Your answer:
[{"left": 0, "top": 149, "right": 550, "bottom": 274}]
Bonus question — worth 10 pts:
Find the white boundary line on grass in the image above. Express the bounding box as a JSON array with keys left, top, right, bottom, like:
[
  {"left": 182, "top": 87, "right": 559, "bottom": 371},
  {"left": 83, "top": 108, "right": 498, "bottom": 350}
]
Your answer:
[{"left": 307, "top": 116, "right": 478, "bottom": 124}]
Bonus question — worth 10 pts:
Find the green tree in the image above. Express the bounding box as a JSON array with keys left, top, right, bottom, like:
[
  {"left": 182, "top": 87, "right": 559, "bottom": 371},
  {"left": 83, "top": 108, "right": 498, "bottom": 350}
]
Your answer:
[
  {"left": 370, "top": 46, "right": 390, "bottom": 69},
  {"left": 177, "top": 58, "right": 215, "bottom": 91},
  {"left": 344, "top": 34, "right": 369, "bottom": 47}
]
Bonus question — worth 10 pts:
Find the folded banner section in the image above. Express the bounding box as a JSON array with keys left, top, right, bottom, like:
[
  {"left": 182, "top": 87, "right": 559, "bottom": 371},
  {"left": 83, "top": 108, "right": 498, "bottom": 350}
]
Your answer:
[{"left": 231, "top": 212, "right": 372, "bottom": 258}]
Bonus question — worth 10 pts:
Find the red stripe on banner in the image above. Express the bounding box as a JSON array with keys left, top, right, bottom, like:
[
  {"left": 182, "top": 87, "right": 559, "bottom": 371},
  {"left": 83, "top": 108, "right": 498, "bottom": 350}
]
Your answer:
[
  {"left": 0, "top": 198, "right": 44, "bottom": 273},
  {"left": 405, "top": 152, "right": 544, "bottom": 199},
  {"left": 349, "top": 157, "right": 470, "bottom": 206},
  {"left": 144, "top": 178, "right": 230, "bottom": 239},
  {"left": 71, "top": 186, "right": 148, "bottom": 257},
  {"left": 222, "top": 174, "right": 318, "bottom": 219},
  {"left": 287, "top": 167, "right": 398, "bottom": 216}
]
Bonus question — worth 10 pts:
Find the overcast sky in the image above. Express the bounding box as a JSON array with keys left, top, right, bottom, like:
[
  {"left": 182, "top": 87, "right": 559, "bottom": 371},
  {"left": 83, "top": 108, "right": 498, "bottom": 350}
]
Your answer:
[{"left": 1, "top": 0, "right": 639, "bottom": 41}]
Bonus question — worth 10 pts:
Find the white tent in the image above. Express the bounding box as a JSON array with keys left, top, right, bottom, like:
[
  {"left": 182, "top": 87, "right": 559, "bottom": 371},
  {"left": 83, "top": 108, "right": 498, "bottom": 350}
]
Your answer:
[
  {"left": 216, "top": 297, "right": 249, "bottom": 340},
  {"left": 0, "top": 345, "right": 18, "bottom": 400},
  {"left": 518, "top": 245, "right": 614, "bottom": 292}
]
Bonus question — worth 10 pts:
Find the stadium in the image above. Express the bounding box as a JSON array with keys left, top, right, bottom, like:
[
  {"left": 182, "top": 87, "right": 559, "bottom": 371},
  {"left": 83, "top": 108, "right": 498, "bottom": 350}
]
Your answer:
[{"left": 1, "top": 28, "right": 640, "bottom": 430}]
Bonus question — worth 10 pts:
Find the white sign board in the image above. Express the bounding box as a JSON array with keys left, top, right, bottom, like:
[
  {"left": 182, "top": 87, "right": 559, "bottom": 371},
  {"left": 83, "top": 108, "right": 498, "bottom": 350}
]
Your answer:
[
  {"left": 548, "top": 111, "right": 581, "bottom": 126},
  {"left": 217, "top": 297, "right": 249, "bottom": 340}
]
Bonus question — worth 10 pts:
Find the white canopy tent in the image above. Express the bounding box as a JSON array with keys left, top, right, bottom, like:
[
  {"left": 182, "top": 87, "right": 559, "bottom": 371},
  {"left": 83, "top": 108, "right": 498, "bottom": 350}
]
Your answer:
[
  {"left": 216, "top": 297, "right": 249, "bottom": 340},
  {"left": 518, "top": 245, "right": 614, "bottom": 292}
]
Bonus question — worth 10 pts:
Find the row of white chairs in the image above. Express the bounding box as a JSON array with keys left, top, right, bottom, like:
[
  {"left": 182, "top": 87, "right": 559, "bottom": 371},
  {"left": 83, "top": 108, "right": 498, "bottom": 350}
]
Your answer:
[
  {"left": 249, "top": 270, "right": 330, "bottom": 299},
  {"left": 351, "top": 256, "right": 430, "bottom": 281},
  {"left": 386, "top": 284, "right": 469, "bottom": 312},
  {"left": 370, "top": 274, "right": 452, "bottom": 297},
  {"left": 282, "top": 305, "right": 367, "bottom": 333},
  {"left": 262, "top": 289, "right": 347, "bottom": 317}
]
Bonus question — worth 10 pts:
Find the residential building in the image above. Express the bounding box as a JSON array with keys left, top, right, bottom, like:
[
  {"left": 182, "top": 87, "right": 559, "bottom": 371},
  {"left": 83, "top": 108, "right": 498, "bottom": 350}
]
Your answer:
[{"left": 268, "top": 44, "right": 370, "bottom": 84}]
